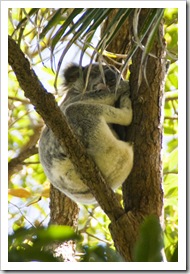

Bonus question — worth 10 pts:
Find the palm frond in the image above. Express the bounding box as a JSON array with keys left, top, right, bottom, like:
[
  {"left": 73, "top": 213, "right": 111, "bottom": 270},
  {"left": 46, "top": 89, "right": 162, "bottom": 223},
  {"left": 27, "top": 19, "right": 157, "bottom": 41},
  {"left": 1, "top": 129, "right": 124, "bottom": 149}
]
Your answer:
[
  {"left": 12, "top": 8, "right": 39, "bottom": 34},
  {"left": 39, "top": 9, "right": 66, "bottom": 39},
  {"left": 9, "top": 8, "right": 168, "bottom": 89}
]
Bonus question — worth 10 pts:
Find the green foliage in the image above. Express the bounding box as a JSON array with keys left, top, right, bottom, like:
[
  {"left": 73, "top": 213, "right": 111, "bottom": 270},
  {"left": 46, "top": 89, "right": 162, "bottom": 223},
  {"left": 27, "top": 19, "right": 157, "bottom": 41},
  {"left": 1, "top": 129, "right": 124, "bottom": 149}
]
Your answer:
[
  {"left": 9, "top": 8, "right": 167, "bottom": 87},
  {"left": 133, "top": 215, "right": 164, "bottom": 262},
  {"left": 162, "top": 11, "right": 178, "bottom": 259},
  {"left": 8, "top": 225, "right": 80, "bottom": 262},
  {"left": 81, "top": 244, "right": 123, "bottom": 262},
  {"left": 8, "top": 8, "right": 178, "bottom": 262},
  {"left": 164, "top": 8, "right": 178, "bottom": 58}
]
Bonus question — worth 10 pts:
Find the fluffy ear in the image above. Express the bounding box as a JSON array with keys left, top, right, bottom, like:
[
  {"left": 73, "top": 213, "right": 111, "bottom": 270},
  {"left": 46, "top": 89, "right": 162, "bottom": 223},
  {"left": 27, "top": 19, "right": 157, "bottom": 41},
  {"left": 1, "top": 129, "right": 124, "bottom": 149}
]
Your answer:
[{"left": 63, "top": 64, "right": 84, "bottom": 86}]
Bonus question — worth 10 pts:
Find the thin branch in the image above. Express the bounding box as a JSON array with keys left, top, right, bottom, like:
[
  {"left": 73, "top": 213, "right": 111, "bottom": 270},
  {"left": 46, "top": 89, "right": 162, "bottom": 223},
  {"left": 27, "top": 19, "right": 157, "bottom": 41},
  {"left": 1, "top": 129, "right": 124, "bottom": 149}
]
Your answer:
[
  {"left": 23, "top": 161, "right": 39, "bottom": 165},
  {"left": 8, "top": 145, "right": 38, "bottom": 181},
  {"left": 164, "top": 116, "right": 178, "bottom": 120},
  {"left": 8, "top": 109, "right": 31, "bottom": 128},
  {"left": 165, "top": 96, "right": 178, "bottom": 102},
  {"left": 8, "top": 96, "right": 30, "bottom": 104},
  {"left": 85, "top": 231, "right": 112, "bottom": 246},
  {"left": 164, "top": 171, "right": 178, "bottom": 175},
  {"left": 9, "top": 201, "right": 36, "bottom": 228},
  {"left": 164, "top": 90, "right": 178, "bottom": 102}
]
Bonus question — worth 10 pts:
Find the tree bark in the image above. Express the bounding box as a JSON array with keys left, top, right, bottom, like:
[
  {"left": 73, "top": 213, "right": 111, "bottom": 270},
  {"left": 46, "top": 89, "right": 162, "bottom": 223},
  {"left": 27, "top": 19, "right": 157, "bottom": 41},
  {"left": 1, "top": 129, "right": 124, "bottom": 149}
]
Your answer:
[
  {"left": 123, "top": 12, "right": 165, "bottom": 259},
  {"left": 102, "top": 9, "right": 166, "bottom": 261},
  {"left": 47, "top": 186, "right": 79, "bottom": 261},
  {"left": 9, "top": 35, "right": 80, "bottom": 260}
]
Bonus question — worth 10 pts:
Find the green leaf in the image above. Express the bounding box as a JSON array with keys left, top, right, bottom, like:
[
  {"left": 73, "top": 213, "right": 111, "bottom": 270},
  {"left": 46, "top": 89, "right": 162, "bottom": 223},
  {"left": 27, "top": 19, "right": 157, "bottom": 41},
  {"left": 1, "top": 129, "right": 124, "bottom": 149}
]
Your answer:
[
  {"left": 170, "top": 243, "right": 178, "bottom": 262},
  {"left": 13, "top": 8, "right": 39, "bottom": 32},
  {"left": 9, "top": 226, "right": 81, "bottom": 262},
  {"left": 168, "top": 148, "right": 178, "bottom": 171},
  {"left": 82, "top": 244, "right": 123, "bottom": 262},
  {"left": 103, "top": 9, "right": 132, "bottom": 48},
  {"left": 164, "top": 174, "right": 178, "bottom": 189},
  {"left": 164, "top": 124, "right": 178, "bottom": 135},
  {"left": 37, "top": 225, "right": 80, "bottom": 243},
  {"left": 9, "top": 225, "right": 80, "bottom": 247},
  {"left": 39, "top": 9, "right": 66, "bottom": 39},
  {"left": 81, "top": 9, "right": 112, "bottom": 40},
  {"left": 133, "top": 215, "right": 164, "bottom": 262},
  {"left": 51, "top": 8, "right": 84, "bottom": 51},
  {"left": 167, "top": 138, "right": 178, "bottom": 153},
  {"left": 120, "top": 9, "right": 165, "bottom": 77},
  {"left": 143, "top": 9, "right": 164, "bottom": 54},
  {"left": 9, "top": 246, "right": 59, "bottom": 262},
  {"left": 65, "top": 9, "right": 101, "bottom": 39}
]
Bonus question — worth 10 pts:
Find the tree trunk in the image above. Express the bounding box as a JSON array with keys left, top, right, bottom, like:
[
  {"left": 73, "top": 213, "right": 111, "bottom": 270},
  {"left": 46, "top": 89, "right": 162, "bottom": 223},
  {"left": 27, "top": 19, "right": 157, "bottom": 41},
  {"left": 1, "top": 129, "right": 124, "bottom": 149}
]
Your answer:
[
  {"left": 47, "top": 186, "right": 79, "bottom": 261},
  {"left": 104, "top": 9, "right": 165, "bottom": 261}
]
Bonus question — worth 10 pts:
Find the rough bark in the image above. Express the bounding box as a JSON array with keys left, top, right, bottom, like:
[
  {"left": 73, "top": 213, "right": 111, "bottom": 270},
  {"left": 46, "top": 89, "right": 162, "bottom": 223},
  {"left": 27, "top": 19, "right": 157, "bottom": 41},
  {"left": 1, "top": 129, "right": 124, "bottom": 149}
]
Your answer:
[
  {"left": 49, "top": 185, "right": 79, "bottom": 227},
  {"left": 123, "top": 15, "right": 165, "bottom": 260},
  {"left": 124, "top": 35, "right": 165, "bottom": 217},
  {"left": 48, "top": 186, "right": 79, "bottom": 261},
  {"left": 101, "top": 9, "right": 166, "bottom": 261}
]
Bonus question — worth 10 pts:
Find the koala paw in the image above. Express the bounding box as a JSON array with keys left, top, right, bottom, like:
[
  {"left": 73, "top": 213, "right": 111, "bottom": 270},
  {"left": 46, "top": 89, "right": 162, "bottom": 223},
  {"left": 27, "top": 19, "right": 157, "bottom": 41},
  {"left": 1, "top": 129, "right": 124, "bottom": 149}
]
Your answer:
[
  {"left": 95, "top": 83, "right": 110, "bottom": 92},
  {"left": 119, "top": 95, "right": 132, "bottom": 109}
]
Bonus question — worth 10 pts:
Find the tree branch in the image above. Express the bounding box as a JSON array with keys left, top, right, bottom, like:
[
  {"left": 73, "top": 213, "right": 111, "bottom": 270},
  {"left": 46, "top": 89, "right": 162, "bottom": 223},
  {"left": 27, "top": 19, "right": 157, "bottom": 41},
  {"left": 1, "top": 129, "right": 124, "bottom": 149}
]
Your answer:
[
  {"left": 8, "top": 35, "right": 124, "bottom": 223},
  {"left": 8, "top": 145, "right": 38, "bottom": 182}
]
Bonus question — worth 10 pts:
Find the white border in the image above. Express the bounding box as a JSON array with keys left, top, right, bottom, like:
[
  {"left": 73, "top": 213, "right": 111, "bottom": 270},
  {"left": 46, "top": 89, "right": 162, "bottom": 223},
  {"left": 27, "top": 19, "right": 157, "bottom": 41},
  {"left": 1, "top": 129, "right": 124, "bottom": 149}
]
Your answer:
[
  {"left": 2, "top": 1, "right": 186, "bottom": 271},
  {"left": 177, "top": 1, "right": 186, "bottom": 267},
  {"left": 0, "top": 0, "right": 187, "bottom": 8}
]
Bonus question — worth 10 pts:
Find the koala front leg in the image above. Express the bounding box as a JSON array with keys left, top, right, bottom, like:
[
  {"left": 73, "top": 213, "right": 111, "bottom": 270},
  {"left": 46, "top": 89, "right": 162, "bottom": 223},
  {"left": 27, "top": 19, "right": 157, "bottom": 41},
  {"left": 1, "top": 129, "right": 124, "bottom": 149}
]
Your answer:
[
  {"left": 66, "top": 94, "right": 132, "bottom": 127},
  {"left": 103, "top": 95, "right": 133, "bottom": 126}
]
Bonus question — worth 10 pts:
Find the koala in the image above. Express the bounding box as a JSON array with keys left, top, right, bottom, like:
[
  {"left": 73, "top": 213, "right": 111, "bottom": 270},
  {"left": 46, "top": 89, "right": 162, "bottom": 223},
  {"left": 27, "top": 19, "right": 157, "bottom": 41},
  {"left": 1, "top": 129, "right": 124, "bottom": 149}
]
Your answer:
[{"left": 39, "top": 63, "right": 134, "bottom": 204}]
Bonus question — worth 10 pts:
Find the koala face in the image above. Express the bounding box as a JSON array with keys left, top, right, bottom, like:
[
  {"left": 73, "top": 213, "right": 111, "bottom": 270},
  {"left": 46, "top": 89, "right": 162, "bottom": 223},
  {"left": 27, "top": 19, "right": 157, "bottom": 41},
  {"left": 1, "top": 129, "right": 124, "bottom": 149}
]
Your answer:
[
  {"left": 82, "top": 64, "right": 119, "bottom": 91},
  {"left": 63, "top": 63, "right": 121, "bottom": 93}
]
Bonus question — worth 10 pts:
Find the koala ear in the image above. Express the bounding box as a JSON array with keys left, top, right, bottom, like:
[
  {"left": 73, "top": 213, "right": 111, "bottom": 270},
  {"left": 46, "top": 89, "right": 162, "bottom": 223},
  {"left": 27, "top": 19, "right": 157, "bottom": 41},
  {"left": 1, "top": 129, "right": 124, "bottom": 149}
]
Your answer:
[{"left": 63, "top": 64, "right": 84, "bottom": 85}]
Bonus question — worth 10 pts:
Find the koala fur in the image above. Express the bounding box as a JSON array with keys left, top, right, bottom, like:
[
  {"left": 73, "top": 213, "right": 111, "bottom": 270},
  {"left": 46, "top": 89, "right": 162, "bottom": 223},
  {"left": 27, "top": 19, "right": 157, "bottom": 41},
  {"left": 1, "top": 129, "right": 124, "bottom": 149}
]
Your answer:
[{"left": 39, "top": 63, "right": 133, "bottom": 204}]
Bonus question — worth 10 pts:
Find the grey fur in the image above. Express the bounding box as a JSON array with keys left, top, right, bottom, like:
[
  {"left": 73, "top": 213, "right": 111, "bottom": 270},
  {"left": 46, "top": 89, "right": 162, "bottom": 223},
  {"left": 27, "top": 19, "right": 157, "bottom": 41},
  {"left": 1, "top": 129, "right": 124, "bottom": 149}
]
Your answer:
[{"left": 39, "top": 63, "right": 133, "bottom": 204}]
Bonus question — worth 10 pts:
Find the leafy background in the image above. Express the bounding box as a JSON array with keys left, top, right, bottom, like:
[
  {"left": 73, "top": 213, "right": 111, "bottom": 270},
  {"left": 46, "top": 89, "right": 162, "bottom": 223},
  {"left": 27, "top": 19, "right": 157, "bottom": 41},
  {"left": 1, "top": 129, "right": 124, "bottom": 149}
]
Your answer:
[{"left": 8, "top": 8, "right": 178, "bottom": 262}]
